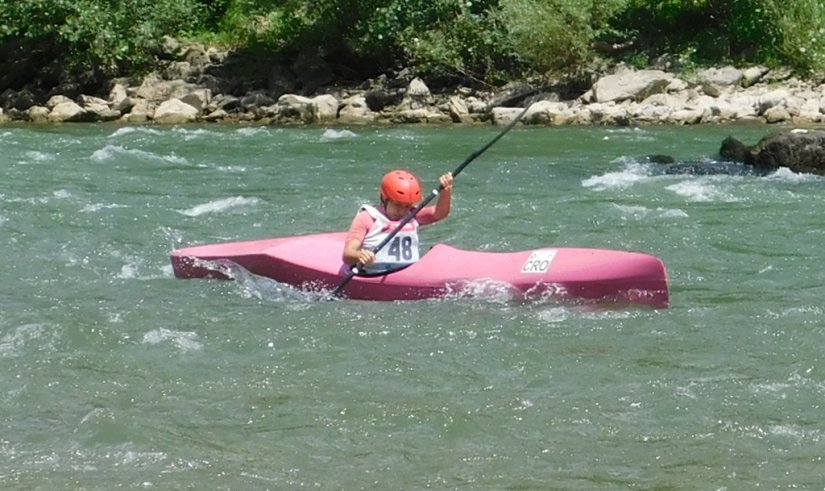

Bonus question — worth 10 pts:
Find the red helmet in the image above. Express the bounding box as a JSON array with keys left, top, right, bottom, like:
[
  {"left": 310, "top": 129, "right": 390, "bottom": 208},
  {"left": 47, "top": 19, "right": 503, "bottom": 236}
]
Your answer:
[{"left": 380, "top": 169, "right": 421, "bottom": 204}]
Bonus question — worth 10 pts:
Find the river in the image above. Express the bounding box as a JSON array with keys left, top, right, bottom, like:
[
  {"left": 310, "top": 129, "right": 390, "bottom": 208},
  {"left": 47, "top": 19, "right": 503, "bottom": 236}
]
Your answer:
[{"left": 2, "top": 122, "right": 823, "bottom": 489}]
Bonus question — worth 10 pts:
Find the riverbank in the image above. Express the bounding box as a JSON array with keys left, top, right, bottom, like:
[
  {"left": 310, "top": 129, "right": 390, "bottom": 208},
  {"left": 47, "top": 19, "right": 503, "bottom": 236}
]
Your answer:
[{"left": 1, "top": 40, "right": 823, "bottom": 127}]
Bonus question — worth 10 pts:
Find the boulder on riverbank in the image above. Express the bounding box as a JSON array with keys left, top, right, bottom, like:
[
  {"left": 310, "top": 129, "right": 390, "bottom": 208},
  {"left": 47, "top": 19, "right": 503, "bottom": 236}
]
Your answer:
[{"left": 1, "top": 38, "right": 825, "bottom": 128}]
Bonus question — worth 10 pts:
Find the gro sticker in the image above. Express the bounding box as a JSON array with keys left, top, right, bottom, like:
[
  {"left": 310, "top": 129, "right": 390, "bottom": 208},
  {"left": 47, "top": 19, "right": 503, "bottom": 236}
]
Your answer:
[{"left": 520, "top": 249, "right": 557, "bottom": 274}]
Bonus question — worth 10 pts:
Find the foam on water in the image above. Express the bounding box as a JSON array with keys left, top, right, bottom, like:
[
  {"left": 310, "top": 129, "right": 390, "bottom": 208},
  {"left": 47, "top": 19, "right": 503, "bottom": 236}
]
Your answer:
[
  {"left": 141, "top": 328, "right": 202, "bottom": 352},
  {"left": 107, "top": 126, "right": 163, "bottom": 138},
  {"left": 116, "top": 262, "right": 141, "bottom": 280},
  {"left": 602, "top": 127, "right": 656, "bottom": 142},
  {"left": 91, "top": 144, "right": 189, "bottom": 165},
  {"left": 23, "top": 150, "right": 56, "bottom": 162},
  {"left": 765, "top": 166, "right": 821, "bottom": 183},
  {"left": 172, "top": 127, "right": 216, "bottom": 141},
  {"left": 582, "top": 162, "right": 652, "bottom": 190},
  {"left": 178, "top": 196, "right": 261, "bottom": 217},
  {"left": 0, "top": 324, "right": 52, "bottom": 358},
  {"left": 236, "top": 126, "right": 272, "bottom": 137},
  {"left": 321, "top": 128, "right": 358, "bottom": 141},
  {"left": 611, "top": 203, "right": 689, "bottom": 220},
  {"left": 665, "top": 178, "right": 740, "bottom": 202},
  {"left": 81, "top": 203, "right": 128, "bottom": 213}
]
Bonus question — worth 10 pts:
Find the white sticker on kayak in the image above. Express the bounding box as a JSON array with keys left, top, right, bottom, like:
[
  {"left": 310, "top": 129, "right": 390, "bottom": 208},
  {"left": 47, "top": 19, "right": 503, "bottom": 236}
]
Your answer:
[{"left": 520, "top": 249, "right": 557, "bottom": 274}]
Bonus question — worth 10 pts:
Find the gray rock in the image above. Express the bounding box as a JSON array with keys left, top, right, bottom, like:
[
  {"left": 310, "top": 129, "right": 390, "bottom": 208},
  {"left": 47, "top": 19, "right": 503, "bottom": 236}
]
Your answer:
[{"left": 721, "top": 130, "right": 825, "bottom": 175}]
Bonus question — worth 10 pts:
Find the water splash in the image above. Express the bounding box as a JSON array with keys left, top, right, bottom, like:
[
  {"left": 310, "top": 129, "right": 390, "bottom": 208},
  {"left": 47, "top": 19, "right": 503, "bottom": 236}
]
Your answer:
[{"left": 582, "top": 162, "right": 652, "bottom": 190}]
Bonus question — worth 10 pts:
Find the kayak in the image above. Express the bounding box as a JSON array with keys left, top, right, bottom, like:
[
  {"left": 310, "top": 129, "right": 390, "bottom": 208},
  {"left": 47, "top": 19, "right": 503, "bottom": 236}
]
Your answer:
[{"left": 170, "top": 232, "right": 669, "bottom": 307}]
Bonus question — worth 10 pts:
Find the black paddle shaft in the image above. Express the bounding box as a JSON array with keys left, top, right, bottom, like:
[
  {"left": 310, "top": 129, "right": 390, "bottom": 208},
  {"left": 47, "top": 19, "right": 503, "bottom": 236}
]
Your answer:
[{"left": 330, "top": 105, "right": 531, "bottom": 297}]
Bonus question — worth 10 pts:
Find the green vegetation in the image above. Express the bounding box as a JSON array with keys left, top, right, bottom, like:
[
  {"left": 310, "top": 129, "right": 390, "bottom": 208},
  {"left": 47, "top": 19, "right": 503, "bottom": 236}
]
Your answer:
[{"left": 1, "top": 0, "right": 824, "bottom": 93}]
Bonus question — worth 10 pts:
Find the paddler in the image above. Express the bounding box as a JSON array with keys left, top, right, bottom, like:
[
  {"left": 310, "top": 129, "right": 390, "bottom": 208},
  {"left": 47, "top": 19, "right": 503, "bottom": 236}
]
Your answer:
[{"left": 342, "top": 169, "right": 453, "bottom": 268}]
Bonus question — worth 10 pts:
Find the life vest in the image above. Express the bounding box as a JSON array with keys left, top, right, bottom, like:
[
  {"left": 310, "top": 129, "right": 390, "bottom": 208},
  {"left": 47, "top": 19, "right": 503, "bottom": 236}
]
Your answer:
[{"left": 361, "top": 204, "right": 420, "bottom": 264}]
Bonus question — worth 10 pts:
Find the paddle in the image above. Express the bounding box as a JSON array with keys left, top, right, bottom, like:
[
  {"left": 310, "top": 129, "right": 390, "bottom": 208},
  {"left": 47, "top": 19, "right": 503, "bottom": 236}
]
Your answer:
[{"left": 330, "top": 104, "right": 531, "bottom": 298}]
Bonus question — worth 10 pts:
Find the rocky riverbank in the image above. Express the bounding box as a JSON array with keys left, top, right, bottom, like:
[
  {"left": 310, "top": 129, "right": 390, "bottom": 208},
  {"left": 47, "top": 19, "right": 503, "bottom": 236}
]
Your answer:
[{"left": 2, "top": 37, "right": 825, "bottom": 128}]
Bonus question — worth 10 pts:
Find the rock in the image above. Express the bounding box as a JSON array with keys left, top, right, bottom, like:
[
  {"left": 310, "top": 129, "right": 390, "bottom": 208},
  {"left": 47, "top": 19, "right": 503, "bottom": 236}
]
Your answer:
[
  {"left": 720, "top": 136, "right": 749, "bottom": 162},
  {"left": 742, "top": 66, "right": 769, "bottom": 87},
  {"left": 398, "top": 77, "right": 432, "bottom": 111},
  {"left": 392, "top": 108, "right": 430, "bottom": 124},
  {"left": 491, "top": 107, "right": 525, "bottom": 126},
  {"left": 153, "top": 98, "right": 199, "bottom": 124},
  {"left": 109, "top": 84, "right": 133, "bottom": 112},
  {"left": 722, "top": 130, "right": 825, "bottom": 175},
  {"left": 591, "top": 69, "right": 674, "bottom": 103},
  {"left": 159, "top": 35, "right": 182, "bottom": 59},
  {"left": 523, "top": 100, "right": 568, "bottom": 125},
  {"left": 668, "top": 108, "right": 704, "bottom": 125},
  {"left": 180, "top": 89, "right": 211, "bottom": 112},
  {"left": 447, "top": 96, "right": 472, "bottom": 123},
  {"left": 120, "top": 99, "right": 154, "bottom": 123},
  {"left": 83, "top": 98, "right": 120, "bottom": 121},
  {"left": 46, "top": 95, "right": 74, "bottom": 109},
  {"left": 697, "top": 66, "right": 743, "bottom": 87},
  {"left": 274, "top": 94, "right": 314, "bottom": 123},
  {"left": 365, "top": 87, "right": 403, "bottom": 112},
  {"left": 182, "top": 44, "right": 209, "bottom": 68},
  {"left": 49, "top": 100, "right": 95, "bottom": 122},
  {"left": 757, "top": 89, "right": 790, "bottom": 114},
  {"left": 26, "top": 105, "right": 51, "bottom": 123},
  {"left": 763, "top": 105, "right": 791, "bottom": 123},
  {"left": 135, "top": 75, "right": 196, "bottom": 102},
  {"left": 311, "top": 94, "right": 339, "bottom": 122},
  {"left": 749, "top": 130, "right": 825, "bottom": 174},
  {"left": 241, "top": 91, "right": 276, "bottom": 111},
  {"left": 214, "top": 94, "right": 242, "bottom": 112},
  {"left": 425, "top": 111, "right": 452, "bottom": 124},
  {"left": 164, "top": 61, "right": 195, "bottom": 81},
  {"left": 338, "top": 95, "right": 376, "bottom": 124},
  {"left": 7, "top": 89, "right": 39, "bottom": 111},
  {"left": 204, "top": 108, "right": 229, "bottom": 122},
  {"left": 644, "top": 154, "right": 676, "bottom": 164}
]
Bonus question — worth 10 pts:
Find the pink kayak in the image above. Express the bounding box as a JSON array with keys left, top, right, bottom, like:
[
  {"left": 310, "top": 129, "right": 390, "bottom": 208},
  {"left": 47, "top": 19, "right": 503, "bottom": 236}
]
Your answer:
[{"left": 170, "top": 232, "right": 669, "bottom": 307}]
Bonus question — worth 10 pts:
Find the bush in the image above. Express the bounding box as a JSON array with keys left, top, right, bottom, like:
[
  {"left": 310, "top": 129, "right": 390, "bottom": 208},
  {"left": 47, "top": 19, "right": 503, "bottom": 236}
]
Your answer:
[
  {"left": 3, "top": 0, "right": 825, "bottom": 94},
  {"left": 497, "top": 0, "right": 628, "bottom": 72},
  {"left": 0, "top": 0, "right": 204, "bottom": 85},
  {"left": 606, "top": 0, "right": 825, "bottom": 73}
]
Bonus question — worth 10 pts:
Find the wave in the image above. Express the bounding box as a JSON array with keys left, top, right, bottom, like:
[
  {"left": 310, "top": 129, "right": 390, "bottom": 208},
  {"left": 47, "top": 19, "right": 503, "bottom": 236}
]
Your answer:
[
  {"left": 178, "top": 196, "right": 261, "bottom": 217},
  {"left": 0, "top": 323, "right": 54, "bottom": 358},
  {"left": 91, "top": 144, "right": 189, "bottom": 165},
  {"left": 23, "top": 150, "right": 56, "bottom": 162},
  {"left": 321, "top": 128, "right": 358, "bottom": 141},
  {"left": 582, "top": 162, "right": 652, "bottom": 190},
  {"left": 172, "top": 127, "right": 216, "bottom": 141},
  {"left": 764, "top": 167, "right": 822, "bottom": 183},
  {"left": 107, "top": 126, "right": 163, "bottom": 138},
  {"left": 610, "top": 203, "right": 689, "bottom": 220},
  {"left": 665, "top": 178, "right": 740, "bottom": 202},
  {"left": 141, "top": 327, "right": 202, "bottom": 352},
  {"left": 81, "top": 203, "right": 128, "bottom": 213},
  {"left": 236, "top": 126, "right": 273, "bottom": 137}
]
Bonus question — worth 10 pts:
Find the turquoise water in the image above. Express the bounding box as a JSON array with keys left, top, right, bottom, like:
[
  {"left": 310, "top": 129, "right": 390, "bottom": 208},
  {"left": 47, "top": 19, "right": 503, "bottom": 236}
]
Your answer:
[{"left": 2, "top": 122, "right": 824, "bottom": 489}]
